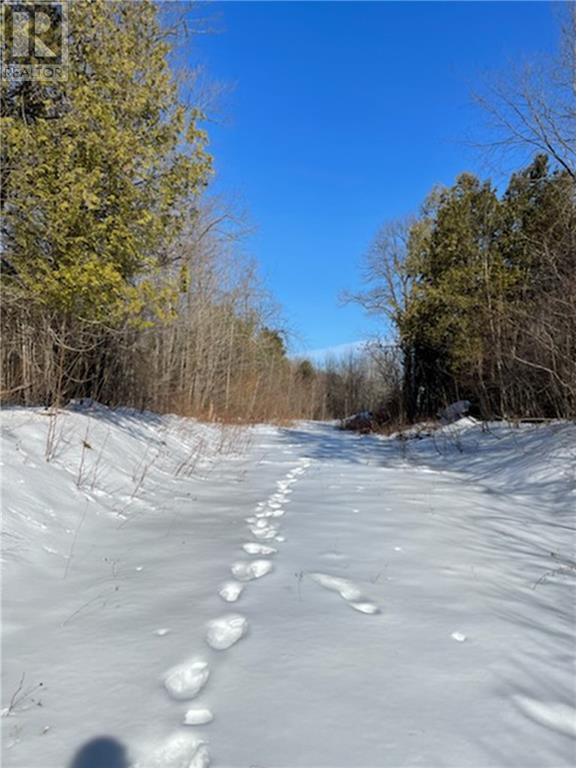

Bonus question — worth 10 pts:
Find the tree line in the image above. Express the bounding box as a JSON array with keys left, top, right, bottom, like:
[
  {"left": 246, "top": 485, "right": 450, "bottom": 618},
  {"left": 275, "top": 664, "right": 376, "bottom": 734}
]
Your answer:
[
  {"left": 2, "top": 2, "right": 572, "bottom": 425},
  {"left": 0, "top": 1, "right": 333, "bottom": 422},
  {"left": 352, "top": 8, "right": 575, "bottom": 422}
]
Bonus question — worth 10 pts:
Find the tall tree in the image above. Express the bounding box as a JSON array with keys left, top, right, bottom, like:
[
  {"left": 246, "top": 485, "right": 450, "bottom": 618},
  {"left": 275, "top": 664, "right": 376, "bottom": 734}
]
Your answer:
[{"left": 1, "top": 0, "right": 211, "bottom": 324}]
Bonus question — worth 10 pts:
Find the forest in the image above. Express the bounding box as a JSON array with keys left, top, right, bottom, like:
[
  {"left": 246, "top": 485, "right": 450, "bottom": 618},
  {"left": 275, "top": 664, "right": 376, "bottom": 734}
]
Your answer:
[{"left": 1, "top": 1, "right": 574, "bottom": 423}]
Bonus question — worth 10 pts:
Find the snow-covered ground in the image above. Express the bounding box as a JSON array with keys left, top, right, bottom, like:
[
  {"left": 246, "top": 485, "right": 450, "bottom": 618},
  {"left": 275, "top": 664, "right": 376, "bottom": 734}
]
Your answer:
[{"left": 2, "top": 406, "right": 575, "bottom": 768}]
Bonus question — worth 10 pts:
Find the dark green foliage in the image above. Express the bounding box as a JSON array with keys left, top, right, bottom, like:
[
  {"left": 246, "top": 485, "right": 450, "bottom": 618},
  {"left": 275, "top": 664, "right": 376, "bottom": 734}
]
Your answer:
[{"left": 397, "top": 157, "right": 576, "bottom": 419}]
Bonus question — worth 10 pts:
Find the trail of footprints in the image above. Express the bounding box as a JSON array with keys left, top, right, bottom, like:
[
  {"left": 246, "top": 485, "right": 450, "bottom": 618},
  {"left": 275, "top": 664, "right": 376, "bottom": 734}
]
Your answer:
[
  {"left": 142, "top": 457, "right": 311, "bottom": 768},
  {"left": 145, "top": 456, "right": 381, "bottom": 767}
]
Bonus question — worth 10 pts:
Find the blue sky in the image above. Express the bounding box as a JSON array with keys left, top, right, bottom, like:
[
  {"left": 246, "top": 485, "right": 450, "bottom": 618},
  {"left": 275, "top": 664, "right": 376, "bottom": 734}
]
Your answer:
[{"left": 182, "top": 1, "right": 561, "bottom": 356}]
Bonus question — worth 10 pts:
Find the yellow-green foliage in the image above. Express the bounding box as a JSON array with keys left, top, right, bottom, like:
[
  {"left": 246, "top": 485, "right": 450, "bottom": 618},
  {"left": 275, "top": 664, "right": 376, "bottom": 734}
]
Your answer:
[{"left": 1, "top": 0, "right": 211, "bottom": 324}]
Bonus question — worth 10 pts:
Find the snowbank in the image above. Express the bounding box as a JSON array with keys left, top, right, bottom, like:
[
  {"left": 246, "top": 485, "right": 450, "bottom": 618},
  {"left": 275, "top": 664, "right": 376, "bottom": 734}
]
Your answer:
[
  {"left": 2, "top": 408, "right": 575, "bottom": 768},
  {"left": 1, "top": 404, "right": 249, "bottom": 565},
  {"left": 391, "top": 417, "right": 576, "bottom": 499}
]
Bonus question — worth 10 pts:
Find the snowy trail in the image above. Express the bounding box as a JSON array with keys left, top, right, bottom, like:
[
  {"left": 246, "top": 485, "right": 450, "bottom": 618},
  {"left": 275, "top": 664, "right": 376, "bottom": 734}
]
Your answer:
[{"left": 2, "top": 411, "right": 575, "bottom": 767}]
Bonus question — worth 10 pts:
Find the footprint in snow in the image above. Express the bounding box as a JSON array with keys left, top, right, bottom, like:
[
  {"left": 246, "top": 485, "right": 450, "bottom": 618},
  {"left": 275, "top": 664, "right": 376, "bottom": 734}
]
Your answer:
[
  {"left": 137, "top": 733, "right": 210, "bottom": 768},
  {"left": 231, "top": 560, "right": 273, "bottom": 581},
  {"left": 257, "top": 508, "right": 285, "bottom": 519},
  {"left": 190, "top": 743, "right": 212, "bottom": 768},
  {"left": 310, "top": 572, "right": 380, "bottom": 615},
  {"left": 206, "top": 614, "right": 248, "bottom": 650},
  {"left": 243, "top": 542, "right": 277, "bottom": 555},
  {"left": 219, "top": 581, "right": 245, "bottom": 602},
  {"left": 250, "top": 524, "right": 278, "bottom": 540},
  {"left": 350, "top": 602, "right": 380, "bottom": 614},
  {"left": 311, "top": 573, "right": 362, "bottom": 600},
  {"left": 184, "top": 708, "right": 214, "bottom": 726},
  {"left": 164, "top": 659, "right": 210, "bottom": 700}
]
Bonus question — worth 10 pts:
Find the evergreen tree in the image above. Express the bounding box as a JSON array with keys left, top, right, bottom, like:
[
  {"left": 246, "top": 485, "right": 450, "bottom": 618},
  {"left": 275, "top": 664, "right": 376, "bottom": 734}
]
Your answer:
[
  {"left": 359, "top": 159, "right": 575, "bottom": 419},
  {"left": 1, "top": 0, "right": 211, "bottom": 324}
]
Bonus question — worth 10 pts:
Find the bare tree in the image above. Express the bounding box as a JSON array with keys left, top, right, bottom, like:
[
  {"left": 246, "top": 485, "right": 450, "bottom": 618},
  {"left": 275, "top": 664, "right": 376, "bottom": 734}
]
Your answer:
[
  {"left": 344, "top": 217, "right": 415, "bottom": 329},
  {"left": 476, "top": 5, "right": 576, "bottom": 178}
]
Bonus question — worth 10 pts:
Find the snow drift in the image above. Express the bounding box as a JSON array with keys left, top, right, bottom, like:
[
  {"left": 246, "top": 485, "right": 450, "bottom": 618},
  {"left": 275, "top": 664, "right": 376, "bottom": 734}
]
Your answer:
[{"left": 2, "top": 406, "right": 575, "bottom": 767}]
